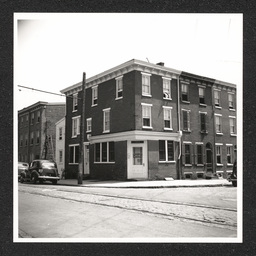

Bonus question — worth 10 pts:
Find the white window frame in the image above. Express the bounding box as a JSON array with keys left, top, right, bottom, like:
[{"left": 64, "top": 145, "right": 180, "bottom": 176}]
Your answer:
[
  {"left": 163, "top": 106, "right": 173, "bottom": 130},
  {"left": 73, "top": 93, "right": 78, "bottom": 112},
  {"left": 199, "top": 111, "right": 207, "bottom": 133},
  {"left": 141, "top": 72, "right": 152, "bottom": 97},
  {"left": 183, "top": 142, "right": 192, "bottom": 166},
  {"left": 215, "top": 114, "right": 223, "bottom": 135},
  {"left": 215, "top": 143, "right": 223, "bottom": 166},
  {"left": 159, "top": 140, "right": 175, "bottom": 163},
  {"left": 195, "top": 142, "right": 204, "bottom": 166},
  {"left": 162, "top": 77, "right": 172, "bottom": 100},
  {"left": 92, "top": 85, "right": 98, "bottom": 106},
  {"left": 182, "top": 109, "right": 191, "bottom": 132},
  {"left": 181, "top": 83, "right": 189, "bottom": 102},
  {"left": 141, "top": 103, "right": 152, "bottom": 129},
  {"left": 115, "top": 75, "right": 123, "bottom": 100},
  {"left": 72, "top": 116, "right": 81, "bottom": 138},
  {"left": 94, "top": 142, "right": 115, "bottom": 163},
  {"left": 198, "top": 86, "right": 206, "bottom": 105},
  {"left": 214, "top": 89, "right": 221, "bottom": 108},
  {"left": 86, "top": 118, "right": 92, "bottom": 133},
  {"left": 69, "top": 144, "right": 79, "bottom": 164},
  {"left": 229, "top": 116, "right": 236, "bottom": 135},
  {"left": 103, "top": 108, "right": 111, "bottom": 133},
  {"left": 226, "top": 144, "right": 233, "bottom": 166}
]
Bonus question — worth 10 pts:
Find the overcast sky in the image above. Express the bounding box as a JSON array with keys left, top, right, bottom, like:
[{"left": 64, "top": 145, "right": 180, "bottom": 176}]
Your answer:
[{"left": 14, "top": 13, "right": 242, "bottom": 111}]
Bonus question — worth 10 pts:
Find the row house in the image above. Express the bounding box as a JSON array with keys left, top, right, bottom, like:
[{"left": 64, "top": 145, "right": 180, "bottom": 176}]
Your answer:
[
  {"left": 18, "top": 101, "right": 66, "bottom": 163},
  {"left": 61, "top": 59, "right": 236, "bottom": 180}
]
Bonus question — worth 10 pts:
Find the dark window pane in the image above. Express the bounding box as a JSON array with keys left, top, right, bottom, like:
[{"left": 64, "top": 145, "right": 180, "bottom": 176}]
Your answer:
[
  {"left": 70, "top": 147, "right": 74, "bottom": 163},
  {"left": 109, "top": 142, "right": 115, "bottom": 162},
  {"left": 102, "top": 142, "right": 107, "bottom": 162},
  {"left": 75, "top": 146, "right": 79, "bottom": 163},
  {"left": 159, "top": 140, "right": 165, "bottom": 161},
  {"left": 95, "top": 143, "right": 100, "bottom": 162},
  {"left": 167, "top": 141, "right": 174, "bottom": 161}
]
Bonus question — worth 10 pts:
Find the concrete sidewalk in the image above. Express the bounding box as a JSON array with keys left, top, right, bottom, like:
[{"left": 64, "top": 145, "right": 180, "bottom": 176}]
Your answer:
[{"left": 58, "top": 178, "right": 232, "bottom": 188}]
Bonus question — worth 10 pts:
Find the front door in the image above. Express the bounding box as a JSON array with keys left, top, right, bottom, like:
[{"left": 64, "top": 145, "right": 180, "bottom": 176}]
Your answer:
[
  {"left": 127, "top": 141, "right": 148, "bottom": 179},
  {"left": 206, "top": 142, "right": 213, "bottom": 172},
  {"left": 83, "top": 144, "right": 90, "bottom": 175}
]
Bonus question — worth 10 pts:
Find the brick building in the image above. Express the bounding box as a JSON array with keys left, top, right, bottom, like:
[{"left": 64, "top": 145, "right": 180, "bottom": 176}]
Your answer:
[
  {"left": 61, "top": 59, "right": 236, "bottom": 180},
  {"left": 18, "top": 101, "right": 66, "bottom": 163}
]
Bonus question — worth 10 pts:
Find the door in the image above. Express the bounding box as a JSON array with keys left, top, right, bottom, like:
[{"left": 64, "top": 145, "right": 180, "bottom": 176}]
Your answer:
[
  {"left": 206, "top": 142, "right": 213, "bottom": 172},
  {"left": 83, "top": 144, "right": 90, "bottom": 175},
  {"left": 127, "top": 141, "right": 148, "bottom": 179}
]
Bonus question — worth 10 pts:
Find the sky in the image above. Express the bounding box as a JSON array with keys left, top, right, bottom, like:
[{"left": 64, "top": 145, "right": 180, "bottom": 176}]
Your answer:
[{"left": 14, "top": 13, "right": 243, "bottom": 111}]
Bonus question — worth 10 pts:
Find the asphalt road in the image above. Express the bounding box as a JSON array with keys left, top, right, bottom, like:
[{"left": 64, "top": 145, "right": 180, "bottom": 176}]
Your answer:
[{"left": 17, "top": 183, "right": 237, "bottom": 240}]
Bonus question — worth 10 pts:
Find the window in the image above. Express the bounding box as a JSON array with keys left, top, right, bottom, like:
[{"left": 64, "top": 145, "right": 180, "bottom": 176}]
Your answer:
[
  {"left": 25, "top": 133, "right": 28, "bottom": 146},
  {"left": 195, "top": 144, "right": 204, "bottom": 165},
  {"left": 183, "top": 143, "right": 192, "bottom": 165},
  {"left": 142, "top": 72, "right": 151, "bottom": 96},
  {"left": 30, "top": 132, "right": 34, "bottom": 145},
  {"left": 103, "top": 108, "right": 110, "bottom": 133},
  {"left": 229, "top": 117, "right": 236, "bottom": 135},
  {"left": 59, "top": 150, "right": 63, "bottom": 163},
  {"left": 142, "top": 103, "right": 152, "bottom": 128},
  {"left": 37, "top": 111, "right": 40, "bottom": 122},
  {"left": 182, "top": 110, "right": 190, "bottom": 131},
  {"left": 94, "top": 142, "right": 115, "bottom": 163},
  {"left": 36, "top": 131, "right": 39, "bottom": 144},
  {"left": 181, "top": 83, "right": 189, "bottom": 102},
  {"left": 214, "top": 90, "right": 221, "bottom": 107},
  {"left": 73, "top": 93, "right": 78, "bottom": 111},
  {"left": 20, "top": 135, "right": 23, "bottom": 147},
  {"left": 199, "top": 87, "right": 205, "bottom": 104},
  {"left": 69, "top": 145, "right": 79, "bottom": 164},
  {"left": 116, "top": 76, "right": 123, "bottom": 99},
  {"left": 163, "top": 106, "right": 172, "bottom": 130},
  {"left": 216, "top": 145, "right": 222, "bottom": 164},
  {"left": 228, "top": 93, "right": 234, "bottom": 109},
  {"left": 86, "top": 118, "right": 92, "bottom": 133},
  {"left": 159, "top": 140, "right": 174, "bottom": 162},
  {"left": 215, "top": 114, "right": 222, "bottom": 134},
  {"left": 92, "top": 86, "right": 98, "bottom": 106},
  {"left": 30, "top": 113, "right": 34, "bottom": 125},
  {"left": 163, "top": 78, "right": 171, "bottom": 99},
  {"left": 26, "top": 115, "right": 28, "bottom": 122},
  {"left": 227, "top": 145, "right": 233, "bottom": 164},
  {"left": 59, "top": 127, "right": 63, "bottom": 140},
  {"left": 72, "top": 116, "right": 80, "bottom": 137},
  {"left": 200, "top": 112, "right": 207, "bottom": 132}
]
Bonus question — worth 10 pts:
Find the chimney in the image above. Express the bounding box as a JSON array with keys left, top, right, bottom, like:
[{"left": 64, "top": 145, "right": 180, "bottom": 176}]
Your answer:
[{"left": 156, "top": 62, "right": 164, "bottom": 66}]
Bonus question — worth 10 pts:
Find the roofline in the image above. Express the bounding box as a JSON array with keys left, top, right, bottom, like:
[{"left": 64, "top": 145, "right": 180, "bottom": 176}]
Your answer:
[
  {"left": 60, "top": 59, "right": 182, "bottom": 94},
  {"left": 18, "top": 101, "right": 65, "bottom": 113},
  {"left": 55, "top": 117, "right": 65, "bottom": 125}
]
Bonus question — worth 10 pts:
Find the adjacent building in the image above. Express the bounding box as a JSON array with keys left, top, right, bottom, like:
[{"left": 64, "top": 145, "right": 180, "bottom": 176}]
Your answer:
[
  {"left": 55, "top": 117, "right": 65, "bottom": 177},
  {"left": 18, "top": 101, "right": 66, "bottom": 163},
  {"left": 60, "top": 59, "right": 236, "bottom": 180}
]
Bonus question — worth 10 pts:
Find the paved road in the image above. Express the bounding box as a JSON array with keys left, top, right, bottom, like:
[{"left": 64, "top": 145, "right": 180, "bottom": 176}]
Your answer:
[{"left": 18, "top": 183, "right": 237, "bottom": 240}]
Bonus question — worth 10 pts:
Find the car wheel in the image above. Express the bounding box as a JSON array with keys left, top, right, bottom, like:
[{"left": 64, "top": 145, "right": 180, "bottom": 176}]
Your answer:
[
  {"left": 52, "top": 180, "right": 57, "bottom": 185},
  {"left": 31, "top": 173, "right": 38, "bottom": 184},
  {"left": 232, "top": 181, "right": 237, "bottom": 187}
]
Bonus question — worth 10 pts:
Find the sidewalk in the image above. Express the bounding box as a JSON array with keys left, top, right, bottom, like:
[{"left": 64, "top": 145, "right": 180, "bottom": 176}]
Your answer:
[{"left": 58, "top": 178, "right": 232, "bottom": 188}]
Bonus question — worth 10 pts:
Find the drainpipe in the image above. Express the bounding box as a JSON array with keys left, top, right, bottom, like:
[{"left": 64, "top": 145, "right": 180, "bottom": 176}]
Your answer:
[
  {"left": 212, "top": 83, "right": 216, "bottom": 176},
  {"left": 177, "top": 75, "right": 182, "bottom": 179}
]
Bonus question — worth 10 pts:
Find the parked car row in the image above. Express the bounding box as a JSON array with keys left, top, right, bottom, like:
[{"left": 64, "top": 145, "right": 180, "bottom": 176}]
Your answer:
[{"left": 18, "top": 160, "right": 60, "bottom": 185}]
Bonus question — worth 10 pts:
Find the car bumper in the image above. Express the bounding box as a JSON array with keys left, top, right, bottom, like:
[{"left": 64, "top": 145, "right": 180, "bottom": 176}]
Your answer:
[{"left": 38, "top": 175, "right": 60, "bottom": 180}]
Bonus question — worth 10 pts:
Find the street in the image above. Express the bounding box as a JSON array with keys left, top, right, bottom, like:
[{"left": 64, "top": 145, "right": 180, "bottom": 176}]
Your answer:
[{"left": 18, "top": 183, "right": 237, "bottom": 239}]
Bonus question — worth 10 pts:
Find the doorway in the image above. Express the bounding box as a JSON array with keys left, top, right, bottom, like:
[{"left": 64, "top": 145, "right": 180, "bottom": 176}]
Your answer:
[
  {"left": 206, "top": 142, "right": 213, "bottom": 172},
  {"left": 83, "top": 143, "right": 90, "bottom": 175}
]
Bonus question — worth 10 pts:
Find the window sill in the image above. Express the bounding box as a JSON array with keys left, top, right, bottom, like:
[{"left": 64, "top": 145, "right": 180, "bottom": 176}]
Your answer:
[
  {"left": 200, "top": 131, "right": 208, "bottom": 134},
  {"left": 91, "top": 104, "right": 98, "bottom": 107},
  {"left": 182, "top": 100, "right": 190, "bottom": 104},
  {"left": 159, "top": 161, "right": 176, "bottom": 164},
  {"left": 229, "top": 108, "right": 236, "bottom": 112},
  {"left": 227, "top": 163, "right": 233, "bottom": 166},
  {"left": 184, "top": 164, "right": 192, "bottom": 167},
  {"left": 215, "top": 106, "right": 222, "bottom": 109},
  {"left": 94, "top": 162, "right": 115, "bottom": 164},
  {"left": 230, "top": 134, "right": 237, "bottom": 137},
  {"left": 86, "top": 131, "right": 92, "bottom": 133},
  {"left": 72, "top": 135, "right": 79, "bottom": 138},
  {"left": 69, "top": 163, "right": 79, "bottom": 165},
  {"left": 164, "top": 128, "right": 173, "bottom": 131},
  {"left": 199, "top": 103, "right": 207, "bottom": 107},
  {"left": 196, "top": 164, "right": 204, "bottom": 167},
  {"left": 115, "top": 97, "right": 123, "bottom": 101},
  {"left": 142, "top": 126, "right": 153, "bottom": 130},
  {"left": 163, "top": 97, "right": 172, "bottom": 101},
  {"left": 216, "top": 132, "right": 223, "bottom": 136},
  {"left": 72, "top": 109, "right": 78, "bottom": 113},
  {"left": 103, "top": 130, "right": 110, "bottom": 133},
  {"left": 216, "top": 164, "right": 223, "bottom": 167},
  {"left": 183, "top": 130, "right": 191, "bottom": 133},
  {"left": 142, "top": 94, "right": 152, "bottom": 98}
]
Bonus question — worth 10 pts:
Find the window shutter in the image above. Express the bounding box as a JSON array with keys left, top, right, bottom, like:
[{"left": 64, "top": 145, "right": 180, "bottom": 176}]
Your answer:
[
  {"left": 191, "top": 144, "right": 194, "bottom": 165},
  {"left": 194, "top": 144, "right": 197, "bottom": 165},
  {"left": 182, "top": 144, "right": 185, "bottom": 165}
]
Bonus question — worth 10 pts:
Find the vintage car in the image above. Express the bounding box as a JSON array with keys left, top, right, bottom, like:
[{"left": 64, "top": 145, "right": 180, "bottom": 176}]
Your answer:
[
  {"left": 19, "top": 159, "right": 60, "bottom": 184},
  {"left": 18, "top": 162, "right": 29, "bottom": 181},
  {"left": 227, "top": 160, "right": 237, "bottom": 187}
]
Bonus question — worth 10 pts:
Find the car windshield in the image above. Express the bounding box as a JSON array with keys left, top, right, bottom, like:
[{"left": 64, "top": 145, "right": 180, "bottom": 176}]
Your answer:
[{"left": 42, "top": 162, "right": 56, "bottom": 168}]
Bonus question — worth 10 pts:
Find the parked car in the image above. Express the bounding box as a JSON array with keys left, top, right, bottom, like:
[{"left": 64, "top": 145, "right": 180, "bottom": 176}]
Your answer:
[
  {"left": 20, "top": 159, "right": 60, "bottom": 184},
  {"left": 18, "top": 162, "right": 29, "bottom": 181},
  {"left": 227, "top": 160, "right": 237, "bottom": 187}
]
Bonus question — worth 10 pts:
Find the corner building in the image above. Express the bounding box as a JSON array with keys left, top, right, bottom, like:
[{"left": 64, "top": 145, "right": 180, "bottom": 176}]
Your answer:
[{"left": 61, "top": 59, "right": 236, "bottom": 180}]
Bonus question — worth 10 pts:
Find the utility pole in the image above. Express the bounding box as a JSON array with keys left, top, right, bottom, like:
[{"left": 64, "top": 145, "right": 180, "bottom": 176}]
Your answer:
[{"left": 78, "top": 72, "right": 86, "bottom": 184}]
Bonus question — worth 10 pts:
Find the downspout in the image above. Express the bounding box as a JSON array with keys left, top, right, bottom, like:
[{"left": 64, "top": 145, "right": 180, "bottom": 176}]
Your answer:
[
  {"left": 177, "top": 75, "right": 182, "bottom": 179},
  {"left": 212, "top": 83, "right": 216, "bottom": 175}
]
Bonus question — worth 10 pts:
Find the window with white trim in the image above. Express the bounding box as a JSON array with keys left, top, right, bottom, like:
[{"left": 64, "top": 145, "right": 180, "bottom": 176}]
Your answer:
[
  {"left": 142, "top": 103, "right": 152, "bottom": 128},
  {"left": 116, "top": 76, "right": 123, "bottom": 99},
  {"left": 195, "top": 143, "right": 204, "bottom": 165},
  {"left": 183, "top": 143, "right": 192, "bottom": 165},
  {"left": 163, "top": 106, "right": 172, "bottom": 130},
  {"left": 73, "top": 93, "right": 78, "bottom": 111},
  {"left": 86, "top": 118, "right": 92, "bottom": 133},
  {"left": 214, "top": 90, "right": 221, "bottom": 107},
  {"left": 72, "top": 116, "right": 80, "bottom": 137},
  {"left": 163, "top": 78, "right": 171, "bottom": 99},
  {"left": 199, "top": 87, "right": 205, "bottom": 104},
  {"left": 159, "top": 140, "right": 174, "bottom": 162},
  {"left": 103, "top": 108, "right": 110, "bottom": 133},
  {"left": 182, "top": 109, "right": 190, "bottom": 131},
  {"left": 216, "top": 145, "right": 222, "bottom": 164},
  {"left": 59, "top": 127, "right": 63, "bottom": 140},
  {"left": 215, "top": 114, "right": 222, "bottom": 134},
  {"left": 94, "top": 142, "right": 115, "bottom": 163},
  {"left": 228, "top": 93, "right": 234, "bottom": 109},
  {"left": 229, "top": 117, "right": 236, "bottom": 135},
  {"left": 200, "top": 112, "right": 207, "bottom": 132},
  {"left": 142, "top": 73, "right": 151, "bottom": 96},
  {"left": 92, "top": 86, "right": 98, "bottom": 106},
  {"left": 227, "top": 145, "right": 233, "bottom": 164},
  {"left": 69, "top": 145, "right": 79, "bottom": 164},
  {"left": 181, "top": 83, "right": 189, "bottom": 102}
]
